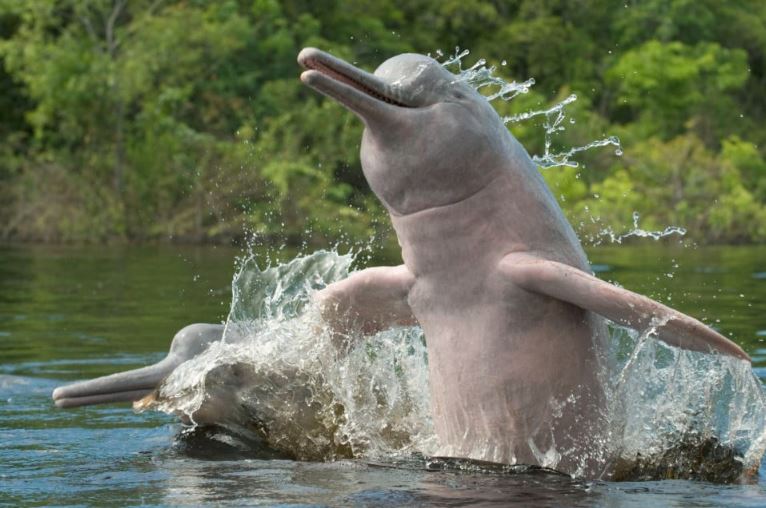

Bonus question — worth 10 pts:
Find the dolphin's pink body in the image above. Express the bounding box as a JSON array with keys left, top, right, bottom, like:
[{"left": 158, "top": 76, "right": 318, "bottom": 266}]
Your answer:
[
  {"left": 390, "top": 177, "right": 608, "bottom": 473},
  {"left": 299, "top": 48, "right": 749, "bottom": 478}
]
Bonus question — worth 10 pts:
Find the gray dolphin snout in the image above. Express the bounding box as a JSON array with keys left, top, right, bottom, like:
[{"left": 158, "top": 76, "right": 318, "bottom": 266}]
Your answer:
[
  {"left": 297, "top": 47, "right": 322, "bottom": 67},
  {"left": 52, "top": 356, "right": 178, "bottom": 408},
  {"left": 52, "top": 323, "right": 225, "bottom": 409},
  {"left": 297, "top": 47, "right": 415, "bottom": 116}
]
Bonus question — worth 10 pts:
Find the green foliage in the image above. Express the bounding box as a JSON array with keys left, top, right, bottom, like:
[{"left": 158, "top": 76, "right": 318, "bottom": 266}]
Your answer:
[
  {"left": 0, "top": 0, "right": 764, "bottom": 245},
  {"left": 607, "top": 40, "right": 748, "bottom": 142},
  {"left": 565, "top": 135, "right": 766, "bottom": 243}
]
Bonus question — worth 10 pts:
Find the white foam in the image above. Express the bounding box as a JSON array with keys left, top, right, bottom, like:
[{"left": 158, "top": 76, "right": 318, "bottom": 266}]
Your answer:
[{"left": 148, "top": 250, "right": 766, "bottom": 475}]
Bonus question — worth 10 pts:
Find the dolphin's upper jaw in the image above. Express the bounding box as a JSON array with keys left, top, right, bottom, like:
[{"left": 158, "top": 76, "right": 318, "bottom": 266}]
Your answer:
[{"left": 298, "top": 48, "right": 415, "bottom": 117}]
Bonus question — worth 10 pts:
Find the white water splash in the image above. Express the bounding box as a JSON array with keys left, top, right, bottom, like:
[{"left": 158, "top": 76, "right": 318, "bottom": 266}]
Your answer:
[
  {"left": 606, "top": 323, "right": 766, "bottom": 476},
  {"left": 152, "top": 250, "right": 436, "bottom": 461},
  {"left": 147, "top": 249, "right": 766, "bottom": 478},
  {"left": 589, "top": 211, "right": 687, "bottom": 246},
  {"left": 439, "top": 47, "right": 622, "bottom": 169},
  {"left": 440, "top": 48, "right": 535, "bottom": 102}
]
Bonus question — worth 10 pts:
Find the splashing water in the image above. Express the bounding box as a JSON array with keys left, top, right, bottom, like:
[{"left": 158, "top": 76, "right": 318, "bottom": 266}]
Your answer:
[
  {"left": 145, "top": 249, "right": 766, "bottom": 479},
  {"left": 586, "top": 211, "right": 688, "bottom": 246},
  {"left": 440, "top": 48, "right": 686, "bottom": 248},
  {"left": 439, "top": 48, "right": 535, "bottom": 102},
  {"left": 150, "top": 250, "right": 436, "bottom": 461},
  {"left": 606, "top": 322, "right": 766, "bottom": 480},
  {"left": 439, "top": 47, "right": 622, "bottom": 169}
]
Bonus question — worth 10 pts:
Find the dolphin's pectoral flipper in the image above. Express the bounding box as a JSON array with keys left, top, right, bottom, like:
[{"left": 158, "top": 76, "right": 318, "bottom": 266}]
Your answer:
[
  {"left": 500, "top": 254, "right": 750, "bottom": 361},
  {"left": 316, "top": 264, "right": 417, "bottom": 337}
]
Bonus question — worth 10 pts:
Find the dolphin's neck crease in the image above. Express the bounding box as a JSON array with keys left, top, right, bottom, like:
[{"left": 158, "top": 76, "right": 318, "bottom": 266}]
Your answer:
[
  {"left": 384, "top": 171, "right": 507, "bottom": 219},
  {"left": 389, "top": 172, "right": 588, "bottom": 277}
]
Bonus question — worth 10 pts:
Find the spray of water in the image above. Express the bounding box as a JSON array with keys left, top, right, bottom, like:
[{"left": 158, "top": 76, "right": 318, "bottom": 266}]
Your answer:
[
  {"left": 606, "top": 322, "right": 766, "bottom": 480},
  {"left": 439, "top": 47, "right": 622, "bottom": 169},
  {"left": 588, "top": 211, "right": 688, "bottom": 246},
  {"left": 151, "top": 250, "right": 436, "bottom": 461},
  {"left": 440, "top": 49, "right": 687, "bottom": 246}
]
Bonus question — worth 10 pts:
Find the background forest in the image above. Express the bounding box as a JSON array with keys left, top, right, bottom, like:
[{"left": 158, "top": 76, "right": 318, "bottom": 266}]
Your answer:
[{"left": 1, "top": 0, "right": 765, "bottom": 247}]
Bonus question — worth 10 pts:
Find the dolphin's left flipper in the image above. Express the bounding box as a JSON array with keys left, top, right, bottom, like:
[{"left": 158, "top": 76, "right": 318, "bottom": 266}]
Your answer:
[
  {"left": 316, "top": 264, "right": 417, "bottom": 338},
  {"left": 500, "top": 254, "right": 751, "bottom": 361}
]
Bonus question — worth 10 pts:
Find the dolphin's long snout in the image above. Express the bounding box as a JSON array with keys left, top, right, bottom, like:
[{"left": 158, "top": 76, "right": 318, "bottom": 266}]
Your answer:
[
  {"left": 298, "top": 47, "right": 412, "bottom": 119},
  {"left": 52, "top": 356, "right": 178, "bottom": 408},
  {"left": 53, "top": 323, "right": 225, "bottom": 409}
]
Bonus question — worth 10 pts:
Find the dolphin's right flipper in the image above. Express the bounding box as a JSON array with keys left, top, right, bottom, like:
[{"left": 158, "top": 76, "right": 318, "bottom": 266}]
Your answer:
[
  {"left": 500, "top": 254, "right": 750, "bottom": 361},
  {"left": 316, "top": 264, "right": 417, "bottom": 336}
]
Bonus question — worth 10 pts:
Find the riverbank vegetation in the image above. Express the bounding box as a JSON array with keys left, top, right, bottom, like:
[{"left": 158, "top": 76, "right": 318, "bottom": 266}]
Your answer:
[{"left": 1, "top": 0, "right": 764, "bottom": 246}]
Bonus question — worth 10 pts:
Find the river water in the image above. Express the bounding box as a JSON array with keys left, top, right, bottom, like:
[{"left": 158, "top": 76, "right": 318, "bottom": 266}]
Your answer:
[{"left": 2, "top": 243, "right": 766, "bottom": 506}]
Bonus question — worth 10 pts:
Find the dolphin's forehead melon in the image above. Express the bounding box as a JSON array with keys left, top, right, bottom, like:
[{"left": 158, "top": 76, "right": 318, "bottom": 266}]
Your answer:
[{"left": 374, "top": 53, "right": 451, "bottom": 88}]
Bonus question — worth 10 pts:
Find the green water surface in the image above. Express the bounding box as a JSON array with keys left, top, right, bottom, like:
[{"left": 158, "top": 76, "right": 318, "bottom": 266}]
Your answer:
[{"left": 1, "top": 243, "right": 765, "bottom": 506}]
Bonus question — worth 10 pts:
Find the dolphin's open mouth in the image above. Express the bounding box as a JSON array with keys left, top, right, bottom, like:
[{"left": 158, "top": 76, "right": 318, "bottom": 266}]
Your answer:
[
  {"left": 302, "top": 58, "right": 410, "bottom": 107},
  {"left": 298, "top": 48, "right": 413, "bottom": 109}
]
